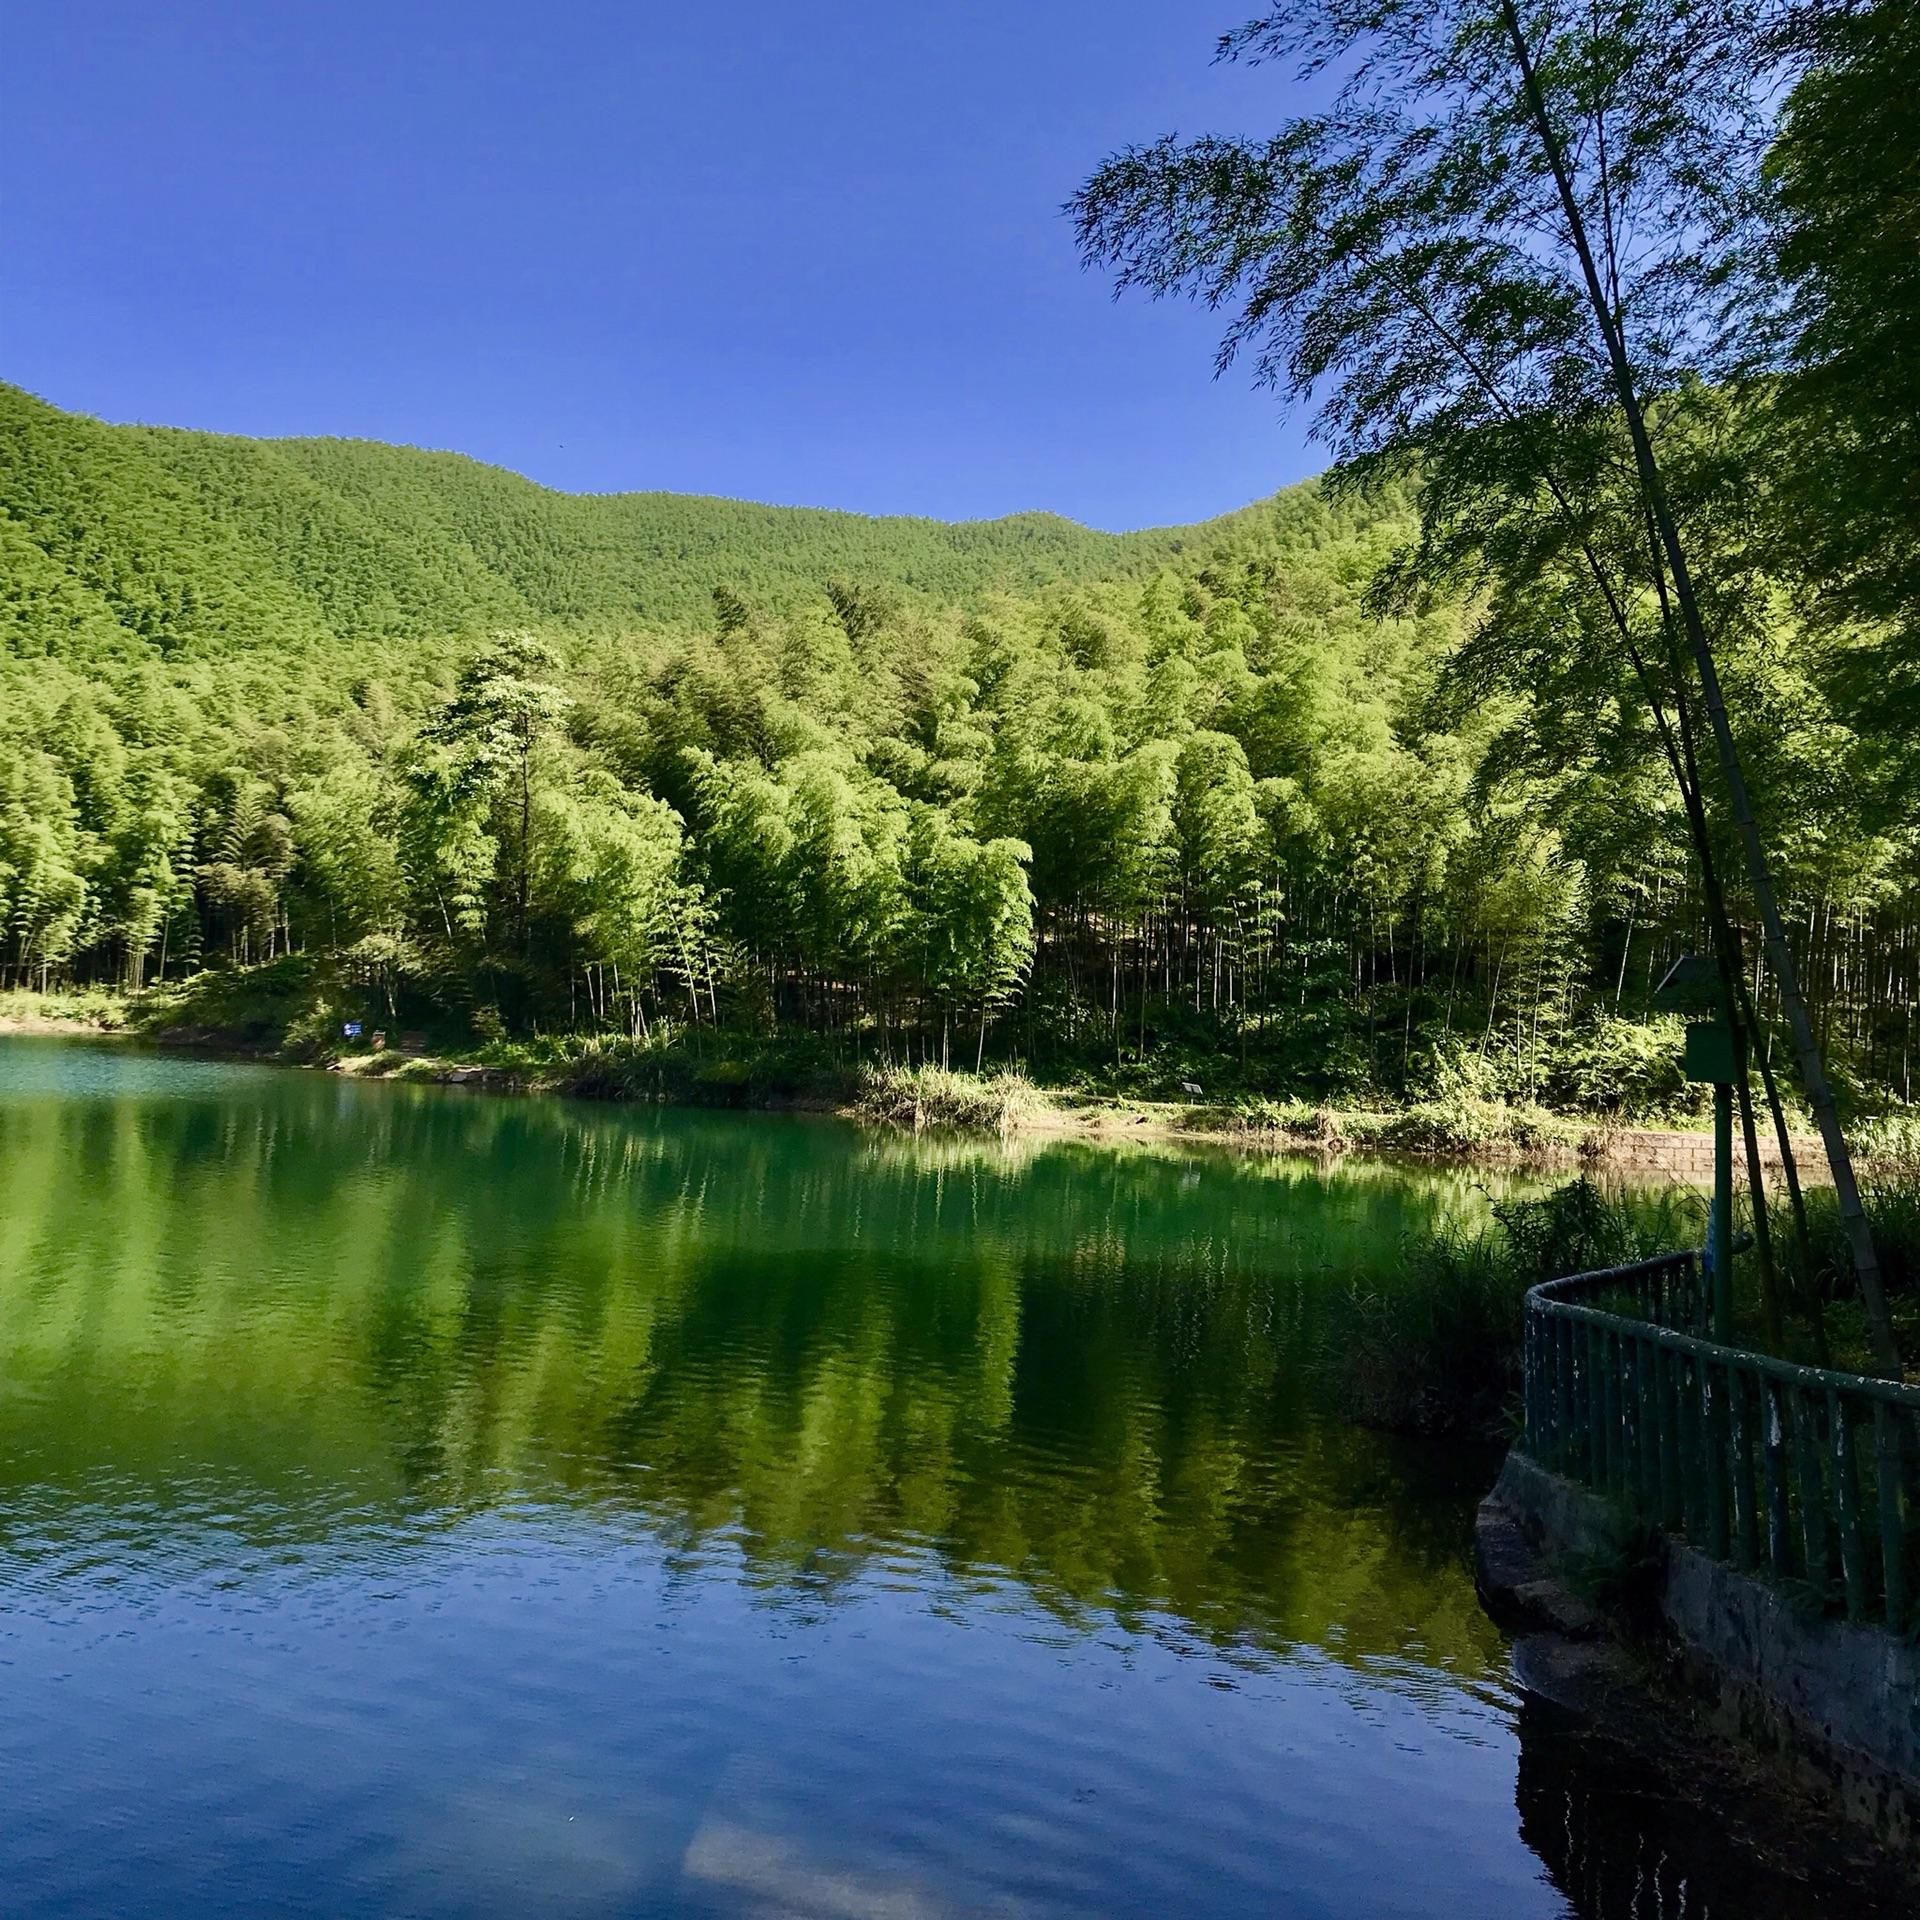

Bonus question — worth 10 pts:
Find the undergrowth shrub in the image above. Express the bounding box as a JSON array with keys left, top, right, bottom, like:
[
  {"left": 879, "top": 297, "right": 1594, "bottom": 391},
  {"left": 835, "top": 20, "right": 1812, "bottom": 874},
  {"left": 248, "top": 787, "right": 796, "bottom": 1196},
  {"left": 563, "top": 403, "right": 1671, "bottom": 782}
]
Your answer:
[
  {"left": 1370, "top": 1097, "right": 1575, "bottom": 1157},
  {"left": 1318, "top": 1179, "right": 1692, "bottom": 1438},
  {"left": 1771, "top": 1161, "right": 1920, "bottom": 1372},
  {"left": 851, "top": 1065, "right": 1041, "bottom": 1135}
]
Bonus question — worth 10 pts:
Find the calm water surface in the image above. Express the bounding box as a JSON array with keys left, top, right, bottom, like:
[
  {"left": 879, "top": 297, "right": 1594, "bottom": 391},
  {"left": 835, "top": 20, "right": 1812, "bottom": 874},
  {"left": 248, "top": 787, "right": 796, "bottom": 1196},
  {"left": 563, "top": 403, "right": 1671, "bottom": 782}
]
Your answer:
[{"left": 0, "top": 1038, "right": 1859, "bottom": 1916}]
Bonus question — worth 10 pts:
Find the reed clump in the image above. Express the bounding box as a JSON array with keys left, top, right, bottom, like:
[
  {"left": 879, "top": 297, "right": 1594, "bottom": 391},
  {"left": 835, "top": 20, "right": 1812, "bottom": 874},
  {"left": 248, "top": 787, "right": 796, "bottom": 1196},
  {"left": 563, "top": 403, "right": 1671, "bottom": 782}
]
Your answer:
[
  {"left": 1319, "top": 1179, "right": 1692, "bottom": 1437},
  {"left": 849, "top": 1065, "right": 1042, "bottom": 1136}
]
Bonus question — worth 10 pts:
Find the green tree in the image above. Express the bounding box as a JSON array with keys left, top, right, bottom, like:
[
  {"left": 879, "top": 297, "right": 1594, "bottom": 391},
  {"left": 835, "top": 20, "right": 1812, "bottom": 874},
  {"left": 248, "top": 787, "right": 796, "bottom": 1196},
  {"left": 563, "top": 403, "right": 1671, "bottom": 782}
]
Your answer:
[
  {"left": 196, "top": 775, "right": 295, "bottom": 966},
  {"left": 0, "top": 751, "right": 88, "bottom": 987},
  {"left": 1765, "top": 2, "right": 1920, "bottom": 685},
  {"left": 532, "top": 770, "right": 697, "bottom": 1035},
  {"left": 1071, "top": 0, "right": 1901, "bottom": 1365},
  {"left": 410, "top": 633, "right": 572, "bottom": 987},
  {"left": 903, "top": 808, "right": 1035, "bottom": 1068}
]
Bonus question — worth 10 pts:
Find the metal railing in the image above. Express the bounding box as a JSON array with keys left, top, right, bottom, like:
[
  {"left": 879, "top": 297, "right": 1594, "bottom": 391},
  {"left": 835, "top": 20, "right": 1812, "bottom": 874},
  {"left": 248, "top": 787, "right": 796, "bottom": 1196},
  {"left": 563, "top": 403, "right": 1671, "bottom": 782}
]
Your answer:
[{"left": 1523, "top": 1250, "right": 1920, "bottom": 1630}]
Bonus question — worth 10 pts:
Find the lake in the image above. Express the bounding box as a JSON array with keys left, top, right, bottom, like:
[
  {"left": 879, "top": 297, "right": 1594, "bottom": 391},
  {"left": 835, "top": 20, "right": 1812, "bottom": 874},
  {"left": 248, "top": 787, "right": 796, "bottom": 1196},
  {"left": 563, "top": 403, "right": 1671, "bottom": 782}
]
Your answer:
[{"left": 0, "top": 1037, "right": 1858, "bottom": 1916}]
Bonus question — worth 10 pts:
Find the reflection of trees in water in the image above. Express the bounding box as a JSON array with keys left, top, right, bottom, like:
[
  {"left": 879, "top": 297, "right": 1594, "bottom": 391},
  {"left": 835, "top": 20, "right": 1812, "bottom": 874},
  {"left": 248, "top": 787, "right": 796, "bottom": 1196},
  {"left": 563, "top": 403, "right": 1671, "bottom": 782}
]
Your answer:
[
  {"left": 1514, "top": 1696, "right": 1904, "bottom": 1920},
  {"left": 0, "top": 1068, "right": 1513, "bottom": 1678},
  {"left": 7, "top": 1054, "right": 1901, "bottom": 1917}
]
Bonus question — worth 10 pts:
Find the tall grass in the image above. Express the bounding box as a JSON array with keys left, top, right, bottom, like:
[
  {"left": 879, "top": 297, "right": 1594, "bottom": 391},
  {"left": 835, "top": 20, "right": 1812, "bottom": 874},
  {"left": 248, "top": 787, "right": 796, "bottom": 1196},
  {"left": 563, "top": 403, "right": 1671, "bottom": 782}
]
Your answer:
[
  {"left": 849, "top": 1065, "right": 1042, "bottom": 1136},
  {"left": 1318, "top": 1180, "right": 1696, "bottom": 1437},
  {"left": 1770, "top": 1159, "right": 1920, "bottom": 1372},
  {"left": 1320, "top": 1165, "right": 1920, "bottom": 1438}
]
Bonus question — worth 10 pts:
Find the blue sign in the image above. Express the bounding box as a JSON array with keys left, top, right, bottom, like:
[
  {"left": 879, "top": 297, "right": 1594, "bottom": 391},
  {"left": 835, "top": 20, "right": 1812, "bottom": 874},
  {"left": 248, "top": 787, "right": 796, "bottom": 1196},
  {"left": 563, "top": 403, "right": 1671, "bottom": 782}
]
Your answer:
[{"left": 343, "top": 1021, "right": 363, "bottom": 1039}]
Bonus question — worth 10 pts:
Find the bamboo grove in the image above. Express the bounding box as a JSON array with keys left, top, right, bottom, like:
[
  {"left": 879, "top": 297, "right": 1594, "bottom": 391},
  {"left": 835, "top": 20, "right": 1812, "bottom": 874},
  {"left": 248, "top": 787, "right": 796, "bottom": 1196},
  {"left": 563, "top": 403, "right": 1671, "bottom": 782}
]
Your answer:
[
  {"left": 3, "top": 374, "right": 1917, "bottom": 1118},
  {"left": 4, "top": 5, "right": 1919, "bottom": 1127},
  {"left": 1067, "top": 0, "right": 1920, "bottom": 1353}
]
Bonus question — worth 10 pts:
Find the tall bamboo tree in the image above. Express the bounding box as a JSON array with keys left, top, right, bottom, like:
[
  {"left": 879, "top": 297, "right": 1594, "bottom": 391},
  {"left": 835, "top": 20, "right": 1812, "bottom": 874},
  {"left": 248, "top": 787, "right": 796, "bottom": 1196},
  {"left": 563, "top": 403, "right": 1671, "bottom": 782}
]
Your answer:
[{"left": 1071, "top": 0, "right": 1900, "bottom": 1366}]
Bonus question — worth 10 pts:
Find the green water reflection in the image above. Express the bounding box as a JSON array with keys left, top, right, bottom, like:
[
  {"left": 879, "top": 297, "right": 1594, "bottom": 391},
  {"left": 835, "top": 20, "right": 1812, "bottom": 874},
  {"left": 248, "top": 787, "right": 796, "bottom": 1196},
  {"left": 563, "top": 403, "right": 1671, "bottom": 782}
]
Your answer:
[
  {"left": 0, "top": 1038, "right": 1524, "bottom": 1672},
  {"left": 5, "top": 1038, "right": 1889, "bottom": 1920}
]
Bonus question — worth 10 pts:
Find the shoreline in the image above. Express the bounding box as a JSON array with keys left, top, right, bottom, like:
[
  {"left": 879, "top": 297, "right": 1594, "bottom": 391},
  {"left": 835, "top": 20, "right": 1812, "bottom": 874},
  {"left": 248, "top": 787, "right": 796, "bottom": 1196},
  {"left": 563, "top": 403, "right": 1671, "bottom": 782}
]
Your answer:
[
  {"left": 0, "top": 1010, "right": 114, "bottom": 1036},
  {"left": 0, "top": 1008, "right": 1826, "bottom": 1180}
]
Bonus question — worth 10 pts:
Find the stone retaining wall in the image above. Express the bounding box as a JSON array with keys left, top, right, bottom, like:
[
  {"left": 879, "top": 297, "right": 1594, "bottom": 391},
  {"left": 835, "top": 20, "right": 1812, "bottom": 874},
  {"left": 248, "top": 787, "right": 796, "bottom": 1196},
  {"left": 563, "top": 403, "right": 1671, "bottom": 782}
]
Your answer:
[
  {"left": 1591, "top": 1128, "right": 1827, "bottom": 1179},
  {"left": 1480, "top": 1449, "right": 1920, "bottom": 1852}
]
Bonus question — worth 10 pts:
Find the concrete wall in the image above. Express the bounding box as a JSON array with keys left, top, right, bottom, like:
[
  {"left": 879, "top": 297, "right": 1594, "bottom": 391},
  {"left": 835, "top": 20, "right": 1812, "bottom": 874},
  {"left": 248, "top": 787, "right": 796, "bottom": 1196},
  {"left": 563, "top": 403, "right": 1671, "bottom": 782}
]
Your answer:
[{"left": 1487, "top": 1449, "right": 1920, "bottom": 1850}]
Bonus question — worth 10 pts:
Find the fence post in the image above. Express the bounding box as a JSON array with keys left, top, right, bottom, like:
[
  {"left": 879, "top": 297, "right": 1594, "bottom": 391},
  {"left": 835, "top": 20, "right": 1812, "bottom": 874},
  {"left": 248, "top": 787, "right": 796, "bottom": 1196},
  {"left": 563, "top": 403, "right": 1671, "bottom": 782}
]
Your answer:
[
  {"left": 1793, "top": 1387, "right": 1831, "bottom": 1597},
  {"left": 1728, "top": 1365, "right": 1757, "bottom": 1573},
  {"left": 1705, "top": 1360, "right": 1731, "bottom": 1561},
  {"left": 1659, "top": 1342, "right": 1683, "bottom": 1530},
  {"left": 1763, "top": 1377, "right": 1793, "bottom": 1580},
  {"left": 1874, "top": 1403, "right": 1909, "bottom": 1630},
  {"left": 1829, "top": 1391, "right": 1867, "bottom": 1623}
]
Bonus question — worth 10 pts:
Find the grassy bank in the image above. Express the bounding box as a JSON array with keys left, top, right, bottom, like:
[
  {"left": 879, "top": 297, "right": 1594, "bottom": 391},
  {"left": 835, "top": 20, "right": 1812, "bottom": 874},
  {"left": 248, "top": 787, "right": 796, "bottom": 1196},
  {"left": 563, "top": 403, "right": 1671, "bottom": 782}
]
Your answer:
[
  {"left": 0, "top": 986, "right": 133, "bottom": 1032},
  {"left": 0, "top": 987, "right": 1661, "bottom": 1161}
]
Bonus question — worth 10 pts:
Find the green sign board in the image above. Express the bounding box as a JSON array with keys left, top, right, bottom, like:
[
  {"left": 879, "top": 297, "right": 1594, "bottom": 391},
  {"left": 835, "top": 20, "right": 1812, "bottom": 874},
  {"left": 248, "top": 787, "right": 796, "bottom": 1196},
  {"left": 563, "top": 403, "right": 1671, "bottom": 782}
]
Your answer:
[{"left": 1682, "top": 1019, "right": 1738, "bottom": 1085}]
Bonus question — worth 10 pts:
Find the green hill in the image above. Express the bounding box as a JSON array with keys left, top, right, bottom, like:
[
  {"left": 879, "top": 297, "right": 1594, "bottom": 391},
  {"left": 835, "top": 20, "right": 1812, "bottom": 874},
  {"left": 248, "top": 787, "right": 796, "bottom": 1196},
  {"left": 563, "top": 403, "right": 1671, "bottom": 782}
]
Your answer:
[{"left": 0, "top": 381, "right": 1306, "bottom": 662}]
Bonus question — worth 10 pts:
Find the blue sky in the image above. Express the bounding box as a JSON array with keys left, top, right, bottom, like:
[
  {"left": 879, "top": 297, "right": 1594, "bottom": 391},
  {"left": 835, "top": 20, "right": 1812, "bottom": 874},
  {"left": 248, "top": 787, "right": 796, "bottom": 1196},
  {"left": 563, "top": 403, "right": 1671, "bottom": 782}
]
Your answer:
[{"left": 6, "top": 3, "right": 1317, "bottom": 530}]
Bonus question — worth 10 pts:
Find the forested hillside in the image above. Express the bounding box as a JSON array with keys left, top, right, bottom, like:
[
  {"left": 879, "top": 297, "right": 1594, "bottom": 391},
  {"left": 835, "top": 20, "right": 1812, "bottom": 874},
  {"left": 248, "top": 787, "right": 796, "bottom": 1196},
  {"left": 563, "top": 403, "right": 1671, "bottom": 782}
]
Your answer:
[
  {"left": 0, "top": 381, "right": 1245, "bottom": 652},
  {"left": 2, "top": 380, "right": 1915, "bottom": 1117}
]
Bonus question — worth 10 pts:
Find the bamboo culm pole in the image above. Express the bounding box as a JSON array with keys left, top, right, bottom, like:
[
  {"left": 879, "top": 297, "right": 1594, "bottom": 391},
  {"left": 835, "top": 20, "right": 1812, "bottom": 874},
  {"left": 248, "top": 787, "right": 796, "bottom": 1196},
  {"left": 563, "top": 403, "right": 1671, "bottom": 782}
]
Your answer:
[{"left": 1497, "top": 0, "right": 1900, "bottom": 1375}]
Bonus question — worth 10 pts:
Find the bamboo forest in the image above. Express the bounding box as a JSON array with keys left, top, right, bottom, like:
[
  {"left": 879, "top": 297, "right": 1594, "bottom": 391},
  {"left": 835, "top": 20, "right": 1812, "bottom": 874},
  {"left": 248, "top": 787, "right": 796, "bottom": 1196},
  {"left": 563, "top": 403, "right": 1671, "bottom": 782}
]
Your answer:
[{"left": 5, "top": 359, "right": 1919, "bottom": 1119}]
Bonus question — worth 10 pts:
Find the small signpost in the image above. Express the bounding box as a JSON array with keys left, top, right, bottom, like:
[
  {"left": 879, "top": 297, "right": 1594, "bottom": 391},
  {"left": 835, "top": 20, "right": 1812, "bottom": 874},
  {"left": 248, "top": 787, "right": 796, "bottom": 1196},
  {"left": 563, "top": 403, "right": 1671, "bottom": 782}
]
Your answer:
[{"left": 1657, "top": 954, "right": 1735, "bottom": 1341}]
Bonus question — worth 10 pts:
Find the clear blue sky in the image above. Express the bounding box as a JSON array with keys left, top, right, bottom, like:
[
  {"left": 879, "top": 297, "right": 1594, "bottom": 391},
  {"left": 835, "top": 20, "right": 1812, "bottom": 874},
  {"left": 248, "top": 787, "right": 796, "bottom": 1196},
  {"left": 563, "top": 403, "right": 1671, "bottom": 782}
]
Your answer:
[{"left": 6, "top": 3, "right": 1315, "bottom": 531}]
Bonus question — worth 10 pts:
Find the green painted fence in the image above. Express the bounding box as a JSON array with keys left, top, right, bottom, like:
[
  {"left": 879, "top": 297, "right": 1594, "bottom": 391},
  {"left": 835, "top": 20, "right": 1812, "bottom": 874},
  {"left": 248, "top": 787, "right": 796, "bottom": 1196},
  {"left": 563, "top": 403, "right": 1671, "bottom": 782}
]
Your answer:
[{"left": 1523, "top": 1252, "right": 1920, "bottom": 1631}]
